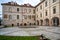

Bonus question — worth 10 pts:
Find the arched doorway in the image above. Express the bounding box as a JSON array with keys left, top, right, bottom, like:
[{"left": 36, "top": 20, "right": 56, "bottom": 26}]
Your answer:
[
  {"left": 24, "top": 23, "right": 27, "bottom": 26},
  {"left": 20, "top": 23, "right": 22, "bottom": 26},
  {"left": 52, "top": 17, "right": 59, "bottom": 26},
  {"left": 45, "top": 19, "right": 49, "bottom": 26},
  {"left": 12, "top": 24, "right": 14, "bottom": 27},
  {"left": 40, "top": 20, "right": 43, "bottom": 26},
  {"left": 37, "top": 20, "right": 39, "bottom": 25},
  {"left": 29, "top": 23, "right": 31, "bottom": 25}
]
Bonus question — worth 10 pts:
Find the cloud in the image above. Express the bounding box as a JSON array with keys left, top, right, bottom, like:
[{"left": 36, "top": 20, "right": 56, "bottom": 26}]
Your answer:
[
  {"left": 8, "top": 0, "right": 40, "bottom": 6},
  {"left": 21, "top": 0, "right": 40, "bottom": 6},
  {"left": 10, "top": 0, "right": 24, "bottom": 5},
  {"left": 1, "top": 0, "right": 40, "bottom": 6}
]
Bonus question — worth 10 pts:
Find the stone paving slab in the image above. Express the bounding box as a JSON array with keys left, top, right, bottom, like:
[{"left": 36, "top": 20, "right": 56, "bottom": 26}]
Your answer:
[
  {"left": 0, "top": 26, "right": 60, "bottom": 40},
  {"left": 5, "top": 31, "right": 30, "bottom": 36}
]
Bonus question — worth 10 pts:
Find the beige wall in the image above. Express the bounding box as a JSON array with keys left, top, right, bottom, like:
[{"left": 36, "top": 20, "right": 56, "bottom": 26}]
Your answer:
[
  {"left": 2, "top": 0, "right": 60, "bottom": 26},
  {"left": 36, "top": 0, "right": 60, "bottom": 26},
  {"left": 2, "top": 5, "right": 36, "bottom": 26}
]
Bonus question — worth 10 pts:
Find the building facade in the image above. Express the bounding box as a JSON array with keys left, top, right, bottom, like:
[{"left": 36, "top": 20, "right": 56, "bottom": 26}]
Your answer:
[
  {"left": 1, "top": 1, "right": 36, "bottom": 26},
  {"left": 36, "top": 0, "right": 60, "bottom": 26},
  {"left": 1, "top": 0, "right": 60, "bottom": 27}
]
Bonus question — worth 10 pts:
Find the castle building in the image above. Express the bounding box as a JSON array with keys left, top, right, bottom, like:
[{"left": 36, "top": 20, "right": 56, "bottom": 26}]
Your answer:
[{"left": 1, "top": 0, "right": 60, "bottom": 27}]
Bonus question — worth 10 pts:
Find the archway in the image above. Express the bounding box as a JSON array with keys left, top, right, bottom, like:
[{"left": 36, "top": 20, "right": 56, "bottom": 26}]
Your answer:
[
  {"left": 20, "top": 23, "right": 22, "bottom": 26},
  {"left": 24, "top": 23, "right": 27, "bottom": 26},
  {"left": 12, "top": 24, "right": 14, "bottom": 27},
  {"left": 40, "top": 20, "right": 43, "bottom": 26},
  {"left": 52, "top": 17, "right": 59, "bottom": 26},
  {"left": 29, "top": 23, "right": 31, "bottom": 25},
  {"left": 45, "top": 19, "right": 49, "bottom": 26}
]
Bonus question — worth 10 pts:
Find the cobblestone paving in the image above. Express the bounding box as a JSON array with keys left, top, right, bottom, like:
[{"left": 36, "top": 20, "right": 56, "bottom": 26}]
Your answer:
[{"left": 0, "top": 26, "right": 60, "bottom": 40}]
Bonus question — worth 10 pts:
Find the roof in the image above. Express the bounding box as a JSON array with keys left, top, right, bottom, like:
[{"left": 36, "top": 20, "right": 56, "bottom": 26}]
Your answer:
[
  {"left": 1, "top": 0, "right": 45, "bottom": 8},
  {"left": 1, "top": 1, "right": 35, "bottom": 8},
  {"left": 35, "top": 0, "right": 45, "bottom": 7}
]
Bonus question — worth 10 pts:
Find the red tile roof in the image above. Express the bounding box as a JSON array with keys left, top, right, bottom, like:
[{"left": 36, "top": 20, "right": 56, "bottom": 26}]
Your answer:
[
  {"left": 1, "top": 2, "right": 35, "bottom": 8},
  {"left": 1, "top": 0, "right": 45, "bottom": 8}
]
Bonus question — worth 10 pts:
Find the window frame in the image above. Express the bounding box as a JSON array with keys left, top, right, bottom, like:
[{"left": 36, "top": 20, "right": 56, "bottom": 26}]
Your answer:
[
  {"left": 53, "top": 6, "right": 56, "bottom": 14},
  {"left": 53, "top": 0, "right": 56, "bottom": 3},
  {"left": 45, "top": 10, "right": 48, "bottom": 16},
  {"left": 9, "top": 15, "right": 12, "bottom": 19},
  {"left": 40, "top": 5, "right": 42, "bottom": 10},
  {"left": 17, "top": 8, "right": 19, "bottom": 12},
  {"left": 45, "top": 1, "right": 47, "bottom": 7},
  {"left": 17, "top": 15, "right": 19, "bottom": 19}
]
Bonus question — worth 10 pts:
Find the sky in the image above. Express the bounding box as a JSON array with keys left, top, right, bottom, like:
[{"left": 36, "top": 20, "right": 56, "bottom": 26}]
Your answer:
[{"left": 0, "top": 0, "right": 40, "bottom": 18}]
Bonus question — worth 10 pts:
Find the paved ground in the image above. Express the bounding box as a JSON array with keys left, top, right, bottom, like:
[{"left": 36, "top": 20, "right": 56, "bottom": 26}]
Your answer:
[{"left": 0, "top": 26, "right": 60, "bottom": 40}]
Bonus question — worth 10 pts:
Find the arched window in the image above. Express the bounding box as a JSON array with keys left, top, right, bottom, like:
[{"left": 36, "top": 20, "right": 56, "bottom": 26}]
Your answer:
[
  {"left": 9, "top": 15, "right": 12, "bottom": 19},
  {"left": 4, "top": 14, "right": 8, "bottom": 18},
  {"left": 45, "top": 1, "right": 47, "bottom": 7}
]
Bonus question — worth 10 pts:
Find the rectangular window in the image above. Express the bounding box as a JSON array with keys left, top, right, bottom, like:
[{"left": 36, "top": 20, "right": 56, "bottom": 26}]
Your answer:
[
  {"left": 4, "top": 14, "right": 8, "bottom": 18},
  {"left": 45, "top": 1, "right": 47, "bottom": 7},
  {"left": 40, "top": 13, "right": 42, "bottom": 17},
  {"left": 29, "top": 9, "right": 31, "bottom": 13},
  {"left": 37, "top": 8, "right": 38, "bottom": 11},
  {"left": 33, "top": 10, "right": 35, "bottom": 14},
  {"left": 17, "top": 15, "right": 19, "bottom": 19},
  {"left": 24, "top": 9, "right": 27, "bottom": 12},
  {"left": 32, "top": 15, "right": 35, "bottom": 20},
  {"left": 53, "top": 0, "right": 56, "bottom": 3},
  {"left": 9, "top": 7, "right": 11, "bottom": 12},
  {"left": 53, "top": 6, "right": 56, "bottom": 14},
  {"left": 45, "top": 11, "right": 48, "bottom": 16},
  {"left": 17, "top": 8, "right": 19, "bottom": 12},
  {"left": 9, "top": 15, "right": 12, "bottom": 19},
  {"left": 28, "top": 15, "right": 31, "bottom": 19},
  {"left": 40, "top": 5, "right": 42, "bottom": 9},
  {"left": 24, "top": 15, "right": 27, "bottom": 19}
]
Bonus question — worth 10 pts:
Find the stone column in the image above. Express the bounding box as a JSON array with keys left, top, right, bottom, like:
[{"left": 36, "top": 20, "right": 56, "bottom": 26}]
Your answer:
[
  {"left": 49, "top": 19, "right": 52, "bottom": 26},
  {"left": 38, "top": 20, "right": 40, "bottom": 26},
  {"left": 43, "top": 20, "right": 45, "bottom": 26},
  {"left": 36, "top": 20, "right": 37, "bottom": 26},
  {"left": 52, "top": 19, "right": 53, "bottom": 26}
]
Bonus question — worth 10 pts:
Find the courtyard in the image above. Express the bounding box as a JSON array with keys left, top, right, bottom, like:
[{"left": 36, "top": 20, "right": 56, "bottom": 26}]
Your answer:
[{"left": 0, "top": 26, "right": 60, "bottom": 40}]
